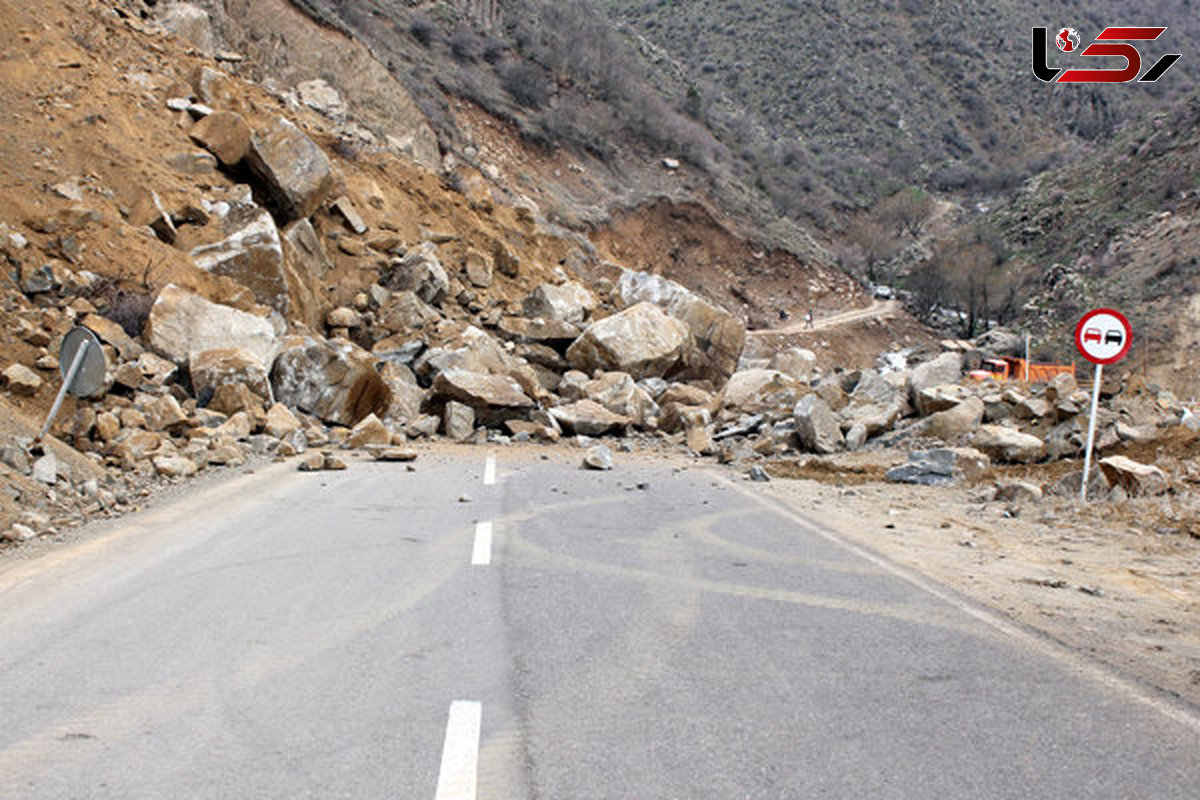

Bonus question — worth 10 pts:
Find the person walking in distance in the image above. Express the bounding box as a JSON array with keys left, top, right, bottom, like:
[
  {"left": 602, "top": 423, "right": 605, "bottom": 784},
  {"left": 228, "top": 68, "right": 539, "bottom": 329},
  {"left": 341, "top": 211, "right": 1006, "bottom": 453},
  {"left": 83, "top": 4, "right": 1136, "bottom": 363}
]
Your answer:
[{"left": 805, "top": 308, "right": 814, "bottom": 329}]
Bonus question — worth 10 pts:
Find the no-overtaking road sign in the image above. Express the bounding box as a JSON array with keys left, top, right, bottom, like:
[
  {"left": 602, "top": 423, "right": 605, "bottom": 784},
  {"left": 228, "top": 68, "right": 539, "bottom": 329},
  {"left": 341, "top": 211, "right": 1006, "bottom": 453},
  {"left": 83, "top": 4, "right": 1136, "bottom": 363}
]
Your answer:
[{"left": 1075, "top": 308, "right": 1132, "bottom": 365}]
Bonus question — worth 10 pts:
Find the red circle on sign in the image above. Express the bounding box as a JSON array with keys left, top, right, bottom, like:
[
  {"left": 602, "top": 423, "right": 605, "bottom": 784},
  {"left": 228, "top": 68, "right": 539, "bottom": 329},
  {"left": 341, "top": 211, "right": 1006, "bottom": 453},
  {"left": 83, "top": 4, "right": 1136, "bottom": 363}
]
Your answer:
[{"left": 1075, "top": 308, "right": 1132, "bottom": 365}]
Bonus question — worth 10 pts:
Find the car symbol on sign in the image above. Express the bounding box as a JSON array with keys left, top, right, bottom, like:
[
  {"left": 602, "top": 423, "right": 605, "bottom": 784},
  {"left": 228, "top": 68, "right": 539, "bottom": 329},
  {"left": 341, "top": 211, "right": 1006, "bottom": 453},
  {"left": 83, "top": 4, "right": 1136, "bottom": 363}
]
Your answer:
[
  {"left": 1105, "top": 330, "right": 1123, "bottom": 345},
  {"left": 1084, "top": 327, "right": 1102, "bottom": 344}
]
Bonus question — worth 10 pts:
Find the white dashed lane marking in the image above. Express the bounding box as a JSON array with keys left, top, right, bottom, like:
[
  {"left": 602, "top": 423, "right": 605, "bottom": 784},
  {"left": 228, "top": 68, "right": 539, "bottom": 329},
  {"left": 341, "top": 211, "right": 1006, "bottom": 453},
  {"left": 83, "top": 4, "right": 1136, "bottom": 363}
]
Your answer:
[
  {"left": 483, "top": 455, "right": 496, "bottom": 486},
  {"left": 434, "top": 700, "right": 482, "bottom": 800},
  {"left": 472, "top": 522, "right": 493, "bottom": 566}
]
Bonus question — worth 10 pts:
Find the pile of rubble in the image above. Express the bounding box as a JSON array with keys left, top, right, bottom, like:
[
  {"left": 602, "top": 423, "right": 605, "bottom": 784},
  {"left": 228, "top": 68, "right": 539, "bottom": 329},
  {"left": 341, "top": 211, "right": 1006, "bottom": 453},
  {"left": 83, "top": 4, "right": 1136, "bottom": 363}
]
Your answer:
[{"left": 1, "top": 2, "right": 1192, "bottom": 544}]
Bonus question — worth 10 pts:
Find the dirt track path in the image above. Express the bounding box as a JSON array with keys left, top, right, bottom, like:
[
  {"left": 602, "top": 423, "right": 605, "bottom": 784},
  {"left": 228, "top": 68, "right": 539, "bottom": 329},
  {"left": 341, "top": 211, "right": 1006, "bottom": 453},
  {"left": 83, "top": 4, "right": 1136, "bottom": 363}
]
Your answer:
[{"left": 748, "top": 300, "right": 901, "bottom": 336}]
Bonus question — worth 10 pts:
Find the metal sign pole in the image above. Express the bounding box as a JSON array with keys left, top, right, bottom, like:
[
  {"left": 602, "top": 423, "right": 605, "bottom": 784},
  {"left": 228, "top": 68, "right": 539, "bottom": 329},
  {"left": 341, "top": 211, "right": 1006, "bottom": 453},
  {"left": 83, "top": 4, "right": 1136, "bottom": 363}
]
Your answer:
[
  {"left": 35, "top": 341, "right": 90, "bottom": 443},
  {"left": 1080, "top": 362, "right": 1103, "bottom": 501},
  {"left": 1025, "top": 333, "right": 1031, "bottom": 382}
]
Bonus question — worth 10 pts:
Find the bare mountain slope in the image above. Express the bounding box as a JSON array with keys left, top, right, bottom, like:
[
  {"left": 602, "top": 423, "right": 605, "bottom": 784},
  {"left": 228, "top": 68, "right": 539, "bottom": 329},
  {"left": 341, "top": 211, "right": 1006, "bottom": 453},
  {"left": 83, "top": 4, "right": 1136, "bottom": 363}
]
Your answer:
[{"left": 599, "top": 1, "right": 1200, "bottom": 217}]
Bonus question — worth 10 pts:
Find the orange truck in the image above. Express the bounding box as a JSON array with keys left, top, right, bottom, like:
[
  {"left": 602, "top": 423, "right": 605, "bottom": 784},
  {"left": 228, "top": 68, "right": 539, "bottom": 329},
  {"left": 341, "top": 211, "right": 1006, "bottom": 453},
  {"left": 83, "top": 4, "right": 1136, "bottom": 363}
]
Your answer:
[{"left": 968, "top": 356, "right": 1076, "bottom": 383}]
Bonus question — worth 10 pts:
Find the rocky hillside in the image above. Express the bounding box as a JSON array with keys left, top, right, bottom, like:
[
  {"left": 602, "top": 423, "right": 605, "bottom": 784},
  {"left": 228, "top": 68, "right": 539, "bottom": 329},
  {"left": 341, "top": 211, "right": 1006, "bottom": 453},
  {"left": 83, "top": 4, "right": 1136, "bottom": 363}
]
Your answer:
[
  {"left": 970, "top": 91, "right": 1200, "bottom": 396},
  {"left": 0, "top": 0, "right": 860, "bottom": 541},
  {"left": 3, "top": 0, "right": 1196, "bottom": 552},
  {"left": 599, "top": 0, "right": 1200, "bottom": 217}
]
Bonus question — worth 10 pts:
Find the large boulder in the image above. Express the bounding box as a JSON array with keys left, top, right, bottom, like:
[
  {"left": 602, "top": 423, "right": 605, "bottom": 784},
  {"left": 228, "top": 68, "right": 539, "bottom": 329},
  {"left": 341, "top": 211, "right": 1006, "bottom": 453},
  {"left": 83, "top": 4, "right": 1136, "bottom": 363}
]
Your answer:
[
  {"left": 910, "top": 352, "right": 963, "bottom": 414},
  {"left": 886, "top": 448, "right": 990, "bottom": 486},
  {"left": 244, "top": 116, "right": 336, "bottom": 222},
  {"left": 188, "top": 111, "right": 252, "bottom": 166},
  {"left": 416, "top": 326, "right": 545, "bottom": 403},
  {"left": 145, "top": 284, "right": 278, "bottom": 367},
  {"left": 583, "top": 372, "right": 658, "bottom": 428},
  {"left": 918, "top": 384, "right": 976, "bottom": 415},
  {"left": 431, "top": 369, "right": 534, "bottom": 410},
  {"left": 924, "top": 396, "right": 985, "bottom": 441},
  {"left": 189, "top": 347, "right": 271, "bottom": 401},
  {"left": 282, "top": 219, "right": 333, "bottom": 280},
  {"left": 384, "top": 243, "right": 449, "bottom": 305},
  {"left": 1098, "top": 456, "right": 1168, "bottom": 497},
  {"left": 156, "top": 2, "right": 215, "bottom": 56},
  {"left": 770, "top": 347, "right": 816, "bottom": 383},
  {"left": 270, "top": 335, "right": 390, "bottom": 426},
  {"left": 380, "top": 291, "right": 440, "bottom": 332},
  {"left": 721, "top": 369, "right": 807, "bottom": 415},
  {"left": 548, "top": 400, "right": 631, "bottom": 436},
  {"left": 794, "top": 394, "right": 844, "bottom": 454},
  {"left": 617, "top": 269, "right": 745, "bottom": 387},
  {"left": 523, "top": 281, "right": 598, "bottom": 324},
  {"left": 566, "top": 302, "right": 690, "bottom": 379},
  {"left": 971, "top": 424, "right": 1045, "bottom": 464},
  {"left": 497, "top": 317, "right": 582, "bottom": 344},
  {"left": 190, "top": 203, "right": 289, "bottom": 313}
]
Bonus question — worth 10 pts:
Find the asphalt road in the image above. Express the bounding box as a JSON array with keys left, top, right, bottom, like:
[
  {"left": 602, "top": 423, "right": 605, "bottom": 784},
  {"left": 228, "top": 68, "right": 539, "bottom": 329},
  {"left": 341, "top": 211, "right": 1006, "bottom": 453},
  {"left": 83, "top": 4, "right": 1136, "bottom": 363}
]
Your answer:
[{"left": 1, "top": 448, "right": 1198, "bottom": 799}]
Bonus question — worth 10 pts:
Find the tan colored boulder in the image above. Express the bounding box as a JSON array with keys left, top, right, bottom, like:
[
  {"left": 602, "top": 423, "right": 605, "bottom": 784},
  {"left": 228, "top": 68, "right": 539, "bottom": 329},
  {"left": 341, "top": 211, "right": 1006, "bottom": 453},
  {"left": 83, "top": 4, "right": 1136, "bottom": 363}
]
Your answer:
[
  {"left": 264, "top": 403, "right": 301, "bottom": 439},
  {"left": 208, "top": 383, "right": 266, "bottom": 422},
  {"left": 112, "top": 429, "right": 162, "bottom": 468},
  {"left": 244, "top": 116, "right": 335, "bottom": 222},
  {"left": 443, "top": 401, "right": 475, "bottom": 441},
  {"left": 380, "top": 291, "right": 440, "bottom": 332},
  {"left": 464, "top": 250, "right": 493, "bottom": 288},
  {"left": 348, "top": 413, "right": 392, "bottom": 448},
  {"left": 144, "top": 395, "right": 188, "bottom": 432},
  {"left": 95, "top": 411, "right": 121, "bottom": 442},
  {"left": 911, "top": 352, "right": 963, "bottom": 414},
  {"left": 1099, "top": 456, "right": 1168, "bottom": 497},
  {"left": 548, "top": 400, "right": 631, "bottom": 436},
  {"left": 190, "top": 347, "right": 271, "bottom": 400},
  {"left": 924, "top": 396, "right": 985, "bottom": 441},
  {"left": 721, "top": 369, "right": 806, "bottom": 414},
  {"left": 918, "top": 384, "right": 976, "bottom": 415},
  {"left": 188, "top": 111, "right": 251, "bottom": 166},
  {"left": 270, "top": 335, "right": 391, "bottom": 427},
  {"left": 190, "top": 204, "right": 288, "bottom": 314},
  {"left": 770, "top": 347, "right": 816, "bottom": 383},
  {"left": 2, "top": 363, "right": 42, "bottom": 396},
  {"left": 497, "top": 317, "right": 581, "bottom": 343},
  {"left": 567, "top": 302, "right": 690, "bottom": 379},
  {"left": 583, "top": 372, "right": 657, "bottom": 427},
  {"left": 431, "top": 369, "right": 533, "bottom": 409},
  {"left": 145, "top": 284, "right": 278, "bottom": 367},
  {"left": 523, "top": 281, "right": 598, "bottom": 324},
  {"left": 81, "top": 313, "right": 143, "bottom": 361},
  {"left": 282, "top": 219, "right": 333, "bottom": 280},
  {"left": 214, "top": 411, "right": 253, "bottom": 441},
  {"left": 971, "top": 425, "right": 1045, "bottom": 463},
  {"left": 794, "top": 394, "right": 844, "bottom": 454},
  {"left": 156, "top": 2, "right": 215, "bottom": 55},
  {"left": 616, "top": 269, "right": 745, "bottom": 387}
]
